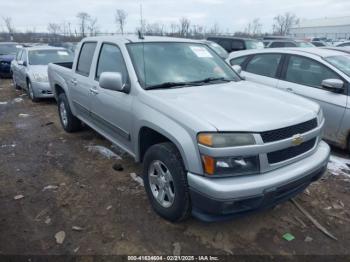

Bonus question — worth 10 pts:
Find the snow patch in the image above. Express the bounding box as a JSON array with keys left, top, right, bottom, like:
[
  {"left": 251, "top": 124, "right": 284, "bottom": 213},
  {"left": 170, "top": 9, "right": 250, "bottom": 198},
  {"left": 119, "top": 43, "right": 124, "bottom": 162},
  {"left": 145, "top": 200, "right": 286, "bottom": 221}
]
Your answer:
[
  {"left": 1, "top": 144, "right": 16, "bottom": 148},
  {"left": 0, "top": 101, "right": 8, "bottom": 105},
  {"left": 328, "top": 155, "right": 350, "bottom": 178},
  {"left": 85, "top": 145, "right": 122, "bottom": 159},
  {"left": 13, "top": 98, "right": 23, "bottom": 103},
  {"left": 130, "top": 173, "right": 144, "bottom": 187},
  {"left": 18, "top": 113, "right": 30, "bottom": 118}
]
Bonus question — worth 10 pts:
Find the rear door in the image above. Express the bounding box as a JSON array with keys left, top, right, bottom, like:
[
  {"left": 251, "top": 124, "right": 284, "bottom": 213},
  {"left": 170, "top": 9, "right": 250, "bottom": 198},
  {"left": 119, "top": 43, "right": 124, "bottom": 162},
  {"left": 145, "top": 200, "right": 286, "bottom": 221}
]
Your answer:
[
  {"left": 12, "top": 50, "right": 22, "bottom": 83},
  {"left": 18, "top": 50, "right": 28, "bottom": 88},
  {"left": 90, "top": 43, "right": 133, "bottom": 152},
  {"left": 241, "top": 53, "right": 283, "bottom": 87},
  {"left": 70, "top": 42, "right": 97, "bottom": 121},
  {"left": 277, "top": 55, "right": 347, "bottom": 142}
]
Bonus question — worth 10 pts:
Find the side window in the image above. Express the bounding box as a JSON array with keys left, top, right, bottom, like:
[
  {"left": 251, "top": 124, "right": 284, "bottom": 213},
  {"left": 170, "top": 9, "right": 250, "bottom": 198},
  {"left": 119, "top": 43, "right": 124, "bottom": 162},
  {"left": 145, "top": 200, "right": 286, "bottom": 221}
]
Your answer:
[
  {"left": 284, "top": 42, "right": 297, "bottom": 47},
  {"left": 76, "top": 42, "right": 97, "bottom": 76},
  {"left": 231, "top": 40, "right": 244, "bottom": 51},
  {"left": 230, "top": 56, "right": 247, "bottom": 66},
  {"left": 20, "top": 50, "right": 26, "bottom": 62},
  {"left": 270, "top": 42, "right": 285, "bottom": 48},
  {"left": 96, "top": 43, "right": 129, "bottom": 85},
  {"left": 218, "top": 39, "right": 232, "bottom": 52},
  {"left": 285, "top": 56, "right": 341, "bottom": 89},
  {"left": 16, "top": 50, "right": 23, "bottom": 61},
  {"left": 245, "top": 54, "right": 282, "bottom": 78}
]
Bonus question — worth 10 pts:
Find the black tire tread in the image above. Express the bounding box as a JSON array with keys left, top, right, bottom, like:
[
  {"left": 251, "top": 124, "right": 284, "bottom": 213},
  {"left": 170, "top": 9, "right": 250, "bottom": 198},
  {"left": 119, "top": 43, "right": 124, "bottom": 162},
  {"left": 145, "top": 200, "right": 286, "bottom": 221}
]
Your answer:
[{"left": 58, "top": 93, "right": 81, "bottom": 132}]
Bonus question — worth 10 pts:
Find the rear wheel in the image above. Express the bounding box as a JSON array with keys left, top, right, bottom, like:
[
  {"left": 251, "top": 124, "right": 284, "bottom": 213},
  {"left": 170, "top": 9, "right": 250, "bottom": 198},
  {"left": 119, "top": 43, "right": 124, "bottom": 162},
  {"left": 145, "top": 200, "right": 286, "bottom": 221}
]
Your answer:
[
  {"left": 58, "top": 93, "right": 81, "bottom": 132},
  {"left": 143, "top": 142, "right": 191, "bottom": 222}
]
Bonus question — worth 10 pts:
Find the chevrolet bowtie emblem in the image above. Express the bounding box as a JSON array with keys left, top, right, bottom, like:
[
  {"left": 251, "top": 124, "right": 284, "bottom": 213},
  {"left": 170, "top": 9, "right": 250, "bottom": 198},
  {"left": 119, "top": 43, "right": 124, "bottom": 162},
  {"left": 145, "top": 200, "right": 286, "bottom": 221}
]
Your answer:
[{"left": 292, "top": 134, "right": 304, "bottom": 146}]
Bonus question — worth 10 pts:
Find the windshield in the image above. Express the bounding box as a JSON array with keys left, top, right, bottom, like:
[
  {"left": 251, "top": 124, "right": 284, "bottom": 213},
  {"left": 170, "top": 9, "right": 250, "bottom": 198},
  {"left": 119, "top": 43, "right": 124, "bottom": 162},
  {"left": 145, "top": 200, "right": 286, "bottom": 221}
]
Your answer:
[
  {"left": 28, "top": 49, "right": 74, "bottom": 65},
  {"left": 206, "top": 41, "right": 229, "bottom": 59},
  {"left": 127, "top": 42, "right": 240, "bottom": 89},
  {"left": 0, "top": 44, "right": 19, "bottom": 55},
  {"left": 245, "top": 40, "right": 264, "bottom": 49},
  {"left": 296, "top": 42, "right": 315, "bottom": 47},
  {"left": 324, "top": 55, "right": 350, "bottom": 77}
]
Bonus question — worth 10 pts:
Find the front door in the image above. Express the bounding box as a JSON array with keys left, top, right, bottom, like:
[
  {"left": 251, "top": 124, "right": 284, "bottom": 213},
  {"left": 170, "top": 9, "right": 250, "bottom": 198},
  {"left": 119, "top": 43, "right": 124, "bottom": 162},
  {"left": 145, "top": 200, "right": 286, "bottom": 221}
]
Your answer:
[{"left": 90, "top": 43, "right": 133, "bottom": 152}]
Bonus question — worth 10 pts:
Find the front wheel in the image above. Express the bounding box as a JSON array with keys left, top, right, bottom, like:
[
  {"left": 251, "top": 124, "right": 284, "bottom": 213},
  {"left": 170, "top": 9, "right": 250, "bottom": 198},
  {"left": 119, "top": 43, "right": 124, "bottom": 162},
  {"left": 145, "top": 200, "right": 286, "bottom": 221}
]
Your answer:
[
  {"left": 27, "top": 81, "right": 39, "bottom": 102},
  {"left": 143, "top": 142, "right": 191, "bottom": 222},
  {"left": 57, "top": 93, "right": 81, "bottom": 132}
]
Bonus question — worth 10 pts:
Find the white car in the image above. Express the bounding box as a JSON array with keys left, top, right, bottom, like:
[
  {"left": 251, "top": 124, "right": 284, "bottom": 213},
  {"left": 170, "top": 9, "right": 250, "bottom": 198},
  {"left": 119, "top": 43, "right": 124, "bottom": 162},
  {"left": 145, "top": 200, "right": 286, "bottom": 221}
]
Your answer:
[{"left": 227, "top": 48, "right": 350, "bottom": 150}]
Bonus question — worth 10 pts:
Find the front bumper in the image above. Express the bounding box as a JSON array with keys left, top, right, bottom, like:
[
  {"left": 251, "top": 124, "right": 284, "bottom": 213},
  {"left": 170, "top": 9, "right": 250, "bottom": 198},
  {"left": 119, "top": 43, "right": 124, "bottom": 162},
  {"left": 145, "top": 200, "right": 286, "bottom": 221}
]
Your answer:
[
  {"left": 188, "top": 141, "right": 330, "bottom": 222},
  {"left": 31, "top": 81, "right": 54, "bottom": 98}
]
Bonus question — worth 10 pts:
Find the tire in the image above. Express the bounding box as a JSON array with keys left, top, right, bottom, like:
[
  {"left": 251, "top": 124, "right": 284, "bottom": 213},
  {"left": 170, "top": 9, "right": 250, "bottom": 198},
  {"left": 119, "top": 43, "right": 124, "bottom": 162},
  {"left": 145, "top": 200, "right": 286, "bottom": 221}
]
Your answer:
[
  {"left": 12, "top": 76, "right": 21, "bottom": 90},
  {"left": 27, "top": 81, "right": 39, "bottom": 102},
  {"left": 143, "top": 142, "right": 191, "bottom": 222},
  {"left": 57, "top": 93, "right": 81, "bottom": 132}
]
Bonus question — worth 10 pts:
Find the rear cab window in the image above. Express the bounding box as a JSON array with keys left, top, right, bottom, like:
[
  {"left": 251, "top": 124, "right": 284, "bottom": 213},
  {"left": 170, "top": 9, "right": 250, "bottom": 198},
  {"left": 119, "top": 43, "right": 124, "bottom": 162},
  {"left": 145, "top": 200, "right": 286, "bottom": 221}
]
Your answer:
[
  {"left": 76, "top": 42, "right": 97, "bottom": 76},
  {"left": 230, "top": 56, "right": 248, "bottom": 66}
]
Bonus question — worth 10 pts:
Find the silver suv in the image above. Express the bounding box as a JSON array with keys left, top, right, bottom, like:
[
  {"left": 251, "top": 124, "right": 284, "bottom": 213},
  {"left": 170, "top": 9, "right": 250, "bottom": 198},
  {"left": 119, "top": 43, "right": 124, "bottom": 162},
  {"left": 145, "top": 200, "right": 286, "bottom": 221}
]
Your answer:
[{"left": 48, "top": 36, "right": 330, "bottom": 222}]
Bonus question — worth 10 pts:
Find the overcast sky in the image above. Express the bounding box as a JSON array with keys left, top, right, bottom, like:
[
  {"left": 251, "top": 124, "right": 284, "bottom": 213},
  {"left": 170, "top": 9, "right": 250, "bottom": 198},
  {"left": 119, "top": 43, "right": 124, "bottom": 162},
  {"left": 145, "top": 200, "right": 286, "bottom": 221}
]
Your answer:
[{"left": 1, "top": 0, "right": 350, "bottom": 33}]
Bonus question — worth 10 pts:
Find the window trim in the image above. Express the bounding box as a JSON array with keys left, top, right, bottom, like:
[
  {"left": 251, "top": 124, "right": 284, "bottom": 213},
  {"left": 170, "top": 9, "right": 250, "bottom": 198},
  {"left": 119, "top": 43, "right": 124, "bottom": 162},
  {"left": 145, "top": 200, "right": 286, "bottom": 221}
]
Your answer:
[
  {"left": 280, "top": 54, "right": 348, "bottom": 95},
  {"left": 75, "top": 41, "right": 97, "bottom": 77},
  {"left": 244, "top": 53, "right": 284, "bottom": 79}
]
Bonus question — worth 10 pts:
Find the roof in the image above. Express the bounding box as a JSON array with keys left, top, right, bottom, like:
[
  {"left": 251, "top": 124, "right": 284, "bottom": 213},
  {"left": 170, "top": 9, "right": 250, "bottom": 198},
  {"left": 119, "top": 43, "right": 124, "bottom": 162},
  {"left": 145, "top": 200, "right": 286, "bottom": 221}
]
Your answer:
[
  {"left": 83, "top": 35, "right": 200, "bottom": 44},
  {"left": 228, "top": 47, "right": 348, "bottom": 60},
  {"left": 0, "top": 42, "right": 19, "bottom": 45},
  {"left": 207, "top": 36, "right": 256, "bottom": 41},
  {"left": 24, "top": 45, "right": 67, "bottom": 51},
  {"left": 292, "top": 16, "right": 350, "bottom": 29}
]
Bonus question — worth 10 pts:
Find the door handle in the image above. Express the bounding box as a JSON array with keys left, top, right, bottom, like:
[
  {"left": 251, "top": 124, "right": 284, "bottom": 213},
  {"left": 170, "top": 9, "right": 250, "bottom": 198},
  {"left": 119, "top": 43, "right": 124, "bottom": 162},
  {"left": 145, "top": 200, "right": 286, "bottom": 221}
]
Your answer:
[
  {"left": 89, "top": 87, "right": 99, "bottom": 95},
  {"left": 286, "top": 87, "right": 294, "bottom": 93},
  {"left": 70, "top": 79, "right": 77, "bottom": 85}
]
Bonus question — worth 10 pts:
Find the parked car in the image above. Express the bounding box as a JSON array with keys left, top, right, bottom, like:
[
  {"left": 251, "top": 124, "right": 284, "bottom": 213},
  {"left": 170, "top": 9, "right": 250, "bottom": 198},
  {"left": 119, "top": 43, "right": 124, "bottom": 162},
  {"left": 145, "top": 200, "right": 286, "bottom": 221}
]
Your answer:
[
  {"left": 322, "top": 46, "right": 350, "bottom": 54},
  {"left": 11, "top": 46, "right": 74, "bottom": 102},
  {"left": 207, "top": 36, "right": 264, "bottom": 53},
  {"left": 48, "top": 36, "right": 329, "bottom": 222},
  {"left": 200, "top": 40, "right": 229, "bottom": 59},
  {"left": 266, "top": 40, "right": 315, "bottom": 48},
  {"left": 335, "top": 41, "right": 350, "bottom": 47},
  {"left": 0, "top": 42, "right": 22, "bottom": 78},
  {"left": 311, "top": 41, "right": 329, "bottom": 47},
  {"left": 228, "top": 48, "right": 350, "bottom": 150}
]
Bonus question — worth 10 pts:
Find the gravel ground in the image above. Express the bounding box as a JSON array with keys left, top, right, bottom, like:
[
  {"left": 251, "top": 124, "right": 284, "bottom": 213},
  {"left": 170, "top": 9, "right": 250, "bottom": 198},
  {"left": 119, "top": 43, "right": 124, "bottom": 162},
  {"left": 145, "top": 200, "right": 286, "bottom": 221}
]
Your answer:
[{"left": 1, "top": 79, "right": 350, "bottom": 256}]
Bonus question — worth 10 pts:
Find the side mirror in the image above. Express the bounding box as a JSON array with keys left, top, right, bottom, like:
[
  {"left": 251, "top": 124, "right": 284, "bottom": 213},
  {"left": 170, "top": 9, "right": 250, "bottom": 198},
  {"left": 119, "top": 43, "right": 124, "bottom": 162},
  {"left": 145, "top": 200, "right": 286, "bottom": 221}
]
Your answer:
[
  {"left": 18, "top": 60, "right": 27, "bottom": 66},
  {"left": 232, "top": 64, "right": 242, "bottom": 75},
  {"left": 321, "top": 79, "right": 344, "bottom": 93},
  {"left": 99, "top": 72, "right": 124, "bottom": 92}
]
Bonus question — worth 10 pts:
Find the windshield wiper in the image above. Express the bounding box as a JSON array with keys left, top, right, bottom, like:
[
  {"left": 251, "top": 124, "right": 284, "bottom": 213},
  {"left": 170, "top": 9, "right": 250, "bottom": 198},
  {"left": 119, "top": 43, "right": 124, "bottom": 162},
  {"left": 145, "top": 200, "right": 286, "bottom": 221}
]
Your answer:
[
  {"left": 146, "top": 82, "right": 197, "bottom": 90},
  {"left": 189, "top": 77, "right": 232, "bottom": 84}
]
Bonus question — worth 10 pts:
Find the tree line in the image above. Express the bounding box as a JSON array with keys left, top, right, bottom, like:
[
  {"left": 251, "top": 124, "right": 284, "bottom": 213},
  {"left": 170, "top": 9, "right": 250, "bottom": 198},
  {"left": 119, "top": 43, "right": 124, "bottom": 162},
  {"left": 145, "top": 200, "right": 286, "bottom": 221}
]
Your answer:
[{"left": 0, "top": 11, "right": 299, "bottom": 42}]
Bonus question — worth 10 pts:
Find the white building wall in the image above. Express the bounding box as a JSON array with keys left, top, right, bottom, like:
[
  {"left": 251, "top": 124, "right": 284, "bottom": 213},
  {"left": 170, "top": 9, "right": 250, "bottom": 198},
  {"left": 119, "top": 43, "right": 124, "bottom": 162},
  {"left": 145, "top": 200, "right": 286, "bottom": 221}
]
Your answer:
[{"left": 290, "top": 25, "right": 350, "bottom": 39}]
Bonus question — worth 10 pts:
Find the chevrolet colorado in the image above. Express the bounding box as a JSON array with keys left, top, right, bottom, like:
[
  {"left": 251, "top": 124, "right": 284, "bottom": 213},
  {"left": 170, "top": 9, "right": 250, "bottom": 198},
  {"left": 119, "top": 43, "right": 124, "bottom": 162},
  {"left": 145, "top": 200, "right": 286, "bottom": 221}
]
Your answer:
[{"left": 48, "top": 36, "right": 330, "bottom": 222}]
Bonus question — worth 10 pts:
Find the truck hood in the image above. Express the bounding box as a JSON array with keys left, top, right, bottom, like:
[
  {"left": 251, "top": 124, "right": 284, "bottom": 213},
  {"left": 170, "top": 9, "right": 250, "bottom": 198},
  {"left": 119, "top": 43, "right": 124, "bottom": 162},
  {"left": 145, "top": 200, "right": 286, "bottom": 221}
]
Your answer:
[{"left": 148, "top": 81, "right": 319, "bottom": 132}]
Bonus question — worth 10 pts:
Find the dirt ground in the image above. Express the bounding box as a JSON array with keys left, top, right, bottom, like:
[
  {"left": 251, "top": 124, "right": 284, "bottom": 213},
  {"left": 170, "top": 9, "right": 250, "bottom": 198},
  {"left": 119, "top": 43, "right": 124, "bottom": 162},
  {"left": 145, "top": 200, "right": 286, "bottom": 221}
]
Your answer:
[{"left": 1, "top": 78, "right": 350, "bottom": 257}]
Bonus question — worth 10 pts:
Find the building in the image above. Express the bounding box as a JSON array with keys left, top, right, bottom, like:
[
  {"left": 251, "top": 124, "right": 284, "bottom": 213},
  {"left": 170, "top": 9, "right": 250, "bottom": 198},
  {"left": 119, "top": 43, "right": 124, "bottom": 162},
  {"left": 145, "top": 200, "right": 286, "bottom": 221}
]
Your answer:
[{"left": 290, "top": 16, "right": 350, "bottom": 40}]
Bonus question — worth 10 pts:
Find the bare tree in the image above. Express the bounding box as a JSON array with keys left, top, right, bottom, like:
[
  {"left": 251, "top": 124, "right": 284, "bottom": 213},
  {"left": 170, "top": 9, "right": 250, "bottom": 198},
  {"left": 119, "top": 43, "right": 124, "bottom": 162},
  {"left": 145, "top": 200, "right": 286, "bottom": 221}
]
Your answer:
[
  {"left": 179, "top": 17, "right": 190, "bottom": 37},
  {"left": 47, "top": 23, "right": 61, "bottom": 35},
  {"left": 245, "top": 18, "right": 262, "bottom": 36},
  {"left": 88, "top": 17, "right": 98, "bottom": 36},
  {"left": 115, "top": 9, "right": 127, "bottom": 34},
  {"left": 272, "top": 12, "right": 299, "bottom": 36},
  {"left": 208, "top": 22, "right": 221, "bottom": 35},
  {"left": 76, "top": 12, "right": 91, "bottom": 37},
  {"left": 2, "top": 17, "right": 15, "bottom": 36}
]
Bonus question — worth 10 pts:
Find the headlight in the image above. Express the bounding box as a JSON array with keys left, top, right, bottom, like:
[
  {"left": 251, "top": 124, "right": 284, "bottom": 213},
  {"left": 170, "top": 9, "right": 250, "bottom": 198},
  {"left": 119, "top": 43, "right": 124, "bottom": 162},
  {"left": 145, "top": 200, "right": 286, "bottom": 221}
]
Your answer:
[
  {"left": 317, "top": 108, "right": 324, "bottom": 125},
  {"left": 32, "top": 73, "right": 48, "bottom": 82},
  {"left": 201, "top": 155, "right": 260, "bottom": 176},
  {"left": 197, "top": 133, "right": 256, "bottom": 148}
]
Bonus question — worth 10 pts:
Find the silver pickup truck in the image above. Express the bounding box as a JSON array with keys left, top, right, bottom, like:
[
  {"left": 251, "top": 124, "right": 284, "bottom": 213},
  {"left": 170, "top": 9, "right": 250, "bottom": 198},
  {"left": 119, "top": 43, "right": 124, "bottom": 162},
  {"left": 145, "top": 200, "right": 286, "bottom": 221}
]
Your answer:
[{"left": 48, "top": 36, "right": 330, "bottom": 222}]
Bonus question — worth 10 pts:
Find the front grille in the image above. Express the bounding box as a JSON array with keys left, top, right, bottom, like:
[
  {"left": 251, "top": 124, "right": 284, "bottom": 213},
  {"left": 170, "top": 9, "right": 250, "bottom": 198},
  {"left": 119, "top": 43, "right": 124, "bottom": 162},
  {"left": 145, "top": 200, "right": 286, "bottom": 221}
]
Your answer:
[
  {"left": 260, "top": 118, "right": 317, "bottom": 143},
  {"left": 267, "top": 138, "right": 316, "bottom": 164}
]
